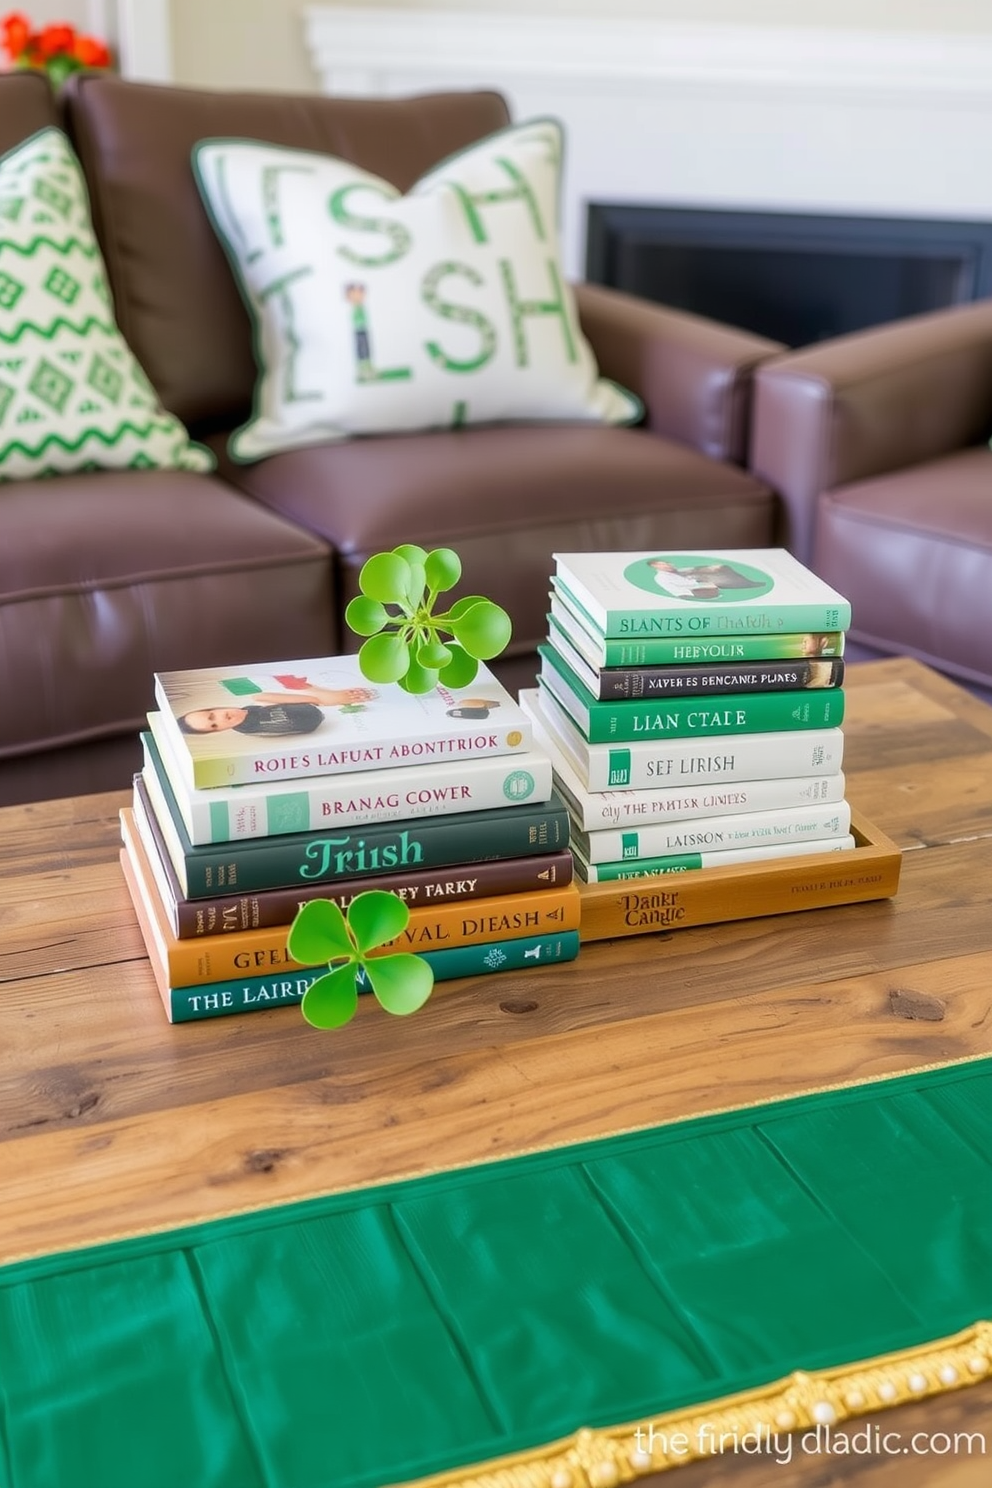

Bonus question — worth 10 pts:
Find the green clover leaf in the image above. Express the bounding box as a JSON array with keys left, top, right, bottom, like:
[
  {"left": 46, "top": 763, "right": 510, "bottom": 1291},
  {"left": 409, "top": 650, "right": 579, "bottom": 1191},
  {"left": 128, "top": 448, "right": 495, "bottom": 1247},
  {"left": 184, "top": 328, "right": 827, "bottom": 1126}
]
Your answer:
[
  {"left": 359, "top": 551, "right": 413, "bottom": 606},
  {"left": 300, "top": 964, "right": 360, "bottom": 1029},
  {"left": 287, "top": 891, "right": 435, "bottom": 1030},
  {"left": 447, "top": 599, "right": 513, "bottom": 660},
  {"left": 345, "top": 595, "right": 390, "bottom": 636},
  {"left": 364, "top": 953, "right": 434, "bottom": 1015},
  {"left": 359, "top": 631, "right": 411, "bottom": 683},
  {"left": 437, "top": 643, "right": 479, "bottom": 688},
  {"left": 345, "top": 545, "right": 511, "bottom": 693},
  {"left": 424, "top": 548, "right": 461, "bottom": 593}
]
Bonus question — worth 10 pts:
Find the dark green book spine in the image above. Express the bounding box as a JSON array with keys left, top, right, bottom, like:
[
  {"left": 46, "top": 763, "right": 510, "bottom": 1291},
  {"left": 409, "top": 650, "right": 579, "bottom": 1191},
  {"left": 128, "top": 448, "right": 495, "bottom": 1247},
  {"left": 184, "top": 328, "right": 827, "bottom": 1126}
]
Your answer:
[
  {"left": 539, "top": 645, "right": 845, "bottom": 743},
  {"left": 167, "top": 931, "right": 581, "bottom": 1021},
  {"left": 147, "top": 734, "right": 570, "bottom": 899}
]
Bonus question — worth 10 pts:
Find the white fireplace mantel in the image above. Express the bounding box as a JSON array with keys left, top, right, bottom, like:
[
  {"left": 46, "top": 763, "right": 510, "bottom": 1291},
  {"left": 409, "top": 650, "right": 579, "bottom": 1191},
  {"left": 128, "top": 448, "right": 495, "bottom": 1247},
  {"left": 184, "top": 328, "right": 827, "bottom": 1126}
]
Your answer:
[{"left": 305, "top": 6, "right": 992, "bottom": 278}]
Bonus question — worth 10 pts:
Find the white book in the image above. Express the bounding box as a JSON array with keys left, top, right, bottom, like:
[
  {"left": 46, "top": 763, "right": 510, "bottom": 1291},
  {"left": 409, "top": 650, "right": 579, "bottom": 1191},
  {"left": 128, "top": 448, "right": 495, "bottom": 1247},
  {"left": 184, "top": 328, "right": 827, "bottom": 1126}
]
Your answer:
[
  {"left": 573, "top": 835, "right": 857, "bottom": 883},
  {"left": 153, "top": 653, "right": 532, "bottom": 789},
  {"left": 146, "top": 711, "right": 552, "bottom": 845},
  {"left": 574, "top": 799, "right": 852, "bottom": 864},
  {"left": 522, "top": 685, "right": 845, "bottom": 791},
  {"left": 521, "top": 689, "right": 846, "bottom": 831}
]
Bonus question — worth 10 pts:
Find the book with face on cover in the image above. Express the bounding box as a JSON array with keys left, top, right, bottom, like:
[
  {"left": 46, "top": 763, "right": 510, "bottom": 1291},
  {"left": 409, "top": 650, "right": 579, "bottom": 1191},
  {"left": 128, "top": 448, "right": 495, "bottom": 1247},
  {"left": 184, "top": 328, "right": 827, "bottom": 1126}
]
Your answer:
[
  {"left": 553, "top": 549, "right": 852, "bottom": 640},
  {"left": 153, "top": 654, "right": 532, "bottom": 789}
]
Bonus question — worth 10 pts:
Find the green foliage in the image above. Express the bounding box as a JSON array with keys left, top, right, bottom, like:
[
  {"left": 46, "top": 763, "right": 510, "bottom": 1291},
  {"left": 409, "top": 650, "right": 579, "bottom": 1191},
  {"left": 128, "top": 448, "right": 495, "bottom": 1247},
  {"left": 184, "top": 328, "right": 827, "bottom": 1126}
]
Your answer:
[
  {"left": 344, "top": 544, "right": 512, "bottom": 694},
  {"left": 287, "top": 892, "right": 434, "bottom": 1029}
]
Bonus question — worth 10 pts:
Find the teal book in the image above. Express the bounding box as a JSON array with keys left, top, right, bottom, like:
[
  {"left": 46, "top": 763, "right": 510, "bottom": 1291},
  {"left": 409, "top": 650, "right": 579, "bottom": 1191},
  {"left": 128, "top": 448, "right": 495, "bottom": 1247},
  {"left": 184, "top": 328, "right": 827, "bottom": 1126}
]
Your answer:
[
  {"left": 160, "top": 932, "right": 581, "bottom": 1022},
  {"left": 553, "top": 548, "right": 851, "bottom": 639},
  {"left": 142, "top": 733, "right": 570, "bottom": 900},
  {"left": 539, "top": 644, "right": 845, "bottom": 744}
]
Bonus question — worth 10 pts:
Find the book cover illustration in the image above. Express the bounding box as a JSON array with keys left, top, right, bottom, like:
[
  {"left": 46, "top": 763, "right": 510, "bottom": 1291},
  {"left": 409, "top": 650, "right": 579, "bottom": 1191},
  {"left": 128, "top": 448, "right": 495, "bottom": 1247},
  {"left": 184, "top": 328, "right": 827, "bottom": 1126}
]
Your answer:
[
  {"left": 553, "top": 549, "right": 852, "bottom": 639},
  {"left": 153, "top": 654, "right": 531, "bottom": 789}
]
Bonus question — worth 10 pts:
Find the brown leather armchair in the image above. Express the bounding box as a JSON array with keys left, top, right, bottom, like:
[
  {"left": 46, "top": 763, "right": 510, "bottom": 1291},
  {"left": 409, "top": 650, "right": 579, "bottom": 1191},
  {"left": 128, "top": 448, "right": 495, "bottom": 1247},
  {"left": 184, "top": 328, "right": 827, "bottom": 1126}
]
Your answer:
[{"left": 751, "top": 301, "right": 992, "bottom": 697}]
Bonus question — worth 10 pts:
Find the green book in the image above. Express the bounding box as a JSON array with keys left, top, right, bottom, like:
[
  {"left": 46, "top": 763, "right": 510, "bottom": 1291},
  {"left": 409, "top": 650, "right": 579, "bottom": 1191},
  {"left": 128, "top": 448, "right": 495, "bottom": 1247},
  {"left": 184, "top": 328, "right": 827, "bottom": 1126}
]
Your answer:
[
  {"left": 164, "top": 932, "right": 580, "bottom": 1022},
  {"left": 141, "top": 732, "right": 570, "bottom": 900},
  {"left": 539, "top": 644, "right": 845, "bottom": 744},
  {"left": 553, "top": 548, "right": 851, "bottom": 639},
  {"left": 549, "top": 593, "right": 846, "bottom": 668}
]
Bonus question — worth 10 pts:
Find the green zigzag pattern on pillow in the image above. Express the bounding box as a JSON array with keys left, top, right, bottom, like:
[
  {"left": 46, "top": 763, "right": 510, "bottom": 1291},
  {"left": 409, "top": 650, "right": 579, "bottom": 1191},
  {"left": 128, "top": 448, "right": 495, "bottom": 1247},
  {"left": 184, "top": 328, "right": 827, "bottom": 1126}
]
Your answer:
[{"left": 0, "top": 128, "right": 213, "bottom": 482}]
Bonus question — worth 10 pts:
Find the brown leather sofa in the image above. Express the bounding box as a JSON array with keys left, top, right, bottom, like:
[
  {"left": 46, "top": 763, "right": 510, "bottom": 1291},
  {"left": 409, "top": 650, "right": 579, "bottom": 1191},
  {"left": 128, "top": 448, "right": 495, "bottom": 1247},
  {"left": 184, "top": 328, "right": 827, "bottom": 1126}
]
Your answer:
[
  {"left": 751, "top": 301, "right": 992, "bottom": 698},
  {"left": 1, "top": 72, "right": 781, "bottom": 806}
]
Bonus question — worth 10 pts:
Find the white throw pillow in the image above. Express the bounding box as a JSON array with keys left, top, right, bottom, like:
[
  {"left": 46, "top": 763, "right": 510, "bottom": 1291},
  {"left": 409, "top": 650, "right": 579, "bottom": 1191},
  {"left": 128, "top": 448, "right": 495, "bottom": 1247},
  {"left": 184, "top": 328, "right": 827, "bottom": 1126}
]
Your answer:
[
  {"left": 193, "top": 119, "right": 640, "bottom": 459},
  {"left": 0, "top": 128, "right": 212, "bottom": 481}
]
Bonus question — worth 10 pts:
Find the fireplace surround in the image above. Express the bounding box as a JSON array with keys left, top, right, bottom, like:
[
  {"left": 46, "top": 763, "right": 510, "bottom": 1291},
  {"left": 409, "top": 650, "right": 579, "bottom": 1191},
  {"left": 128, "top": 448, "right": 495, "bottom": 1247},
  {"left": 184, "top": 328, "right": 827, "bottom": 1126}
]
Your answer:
[{"left": 585, "top": 204, "right": 992, "bottom": 346}]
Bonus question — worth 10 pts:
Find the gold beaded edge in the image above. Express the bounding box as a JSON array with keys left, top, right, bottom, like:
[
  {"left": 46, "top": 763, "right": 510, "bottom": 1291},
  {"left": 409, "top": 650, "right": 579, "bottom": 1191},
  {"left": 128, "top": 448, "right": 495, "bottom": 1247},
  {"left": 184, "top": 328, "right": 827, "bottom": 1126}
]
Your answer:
[{"left": 397, "top": 1318, "right": 992, "bottom": 1488}]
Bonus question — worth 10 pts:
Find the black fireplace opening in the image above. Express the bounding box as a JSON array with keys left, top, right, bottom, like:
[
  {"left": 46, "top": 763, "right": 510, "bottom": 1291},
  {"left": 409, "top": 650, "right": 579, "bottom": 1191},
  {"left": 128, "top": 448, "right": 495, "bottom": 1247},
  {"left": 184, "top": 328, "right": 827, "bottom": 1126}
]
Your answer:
[{"left": 585, "top": 204, "right": 992, "bottom": 347}]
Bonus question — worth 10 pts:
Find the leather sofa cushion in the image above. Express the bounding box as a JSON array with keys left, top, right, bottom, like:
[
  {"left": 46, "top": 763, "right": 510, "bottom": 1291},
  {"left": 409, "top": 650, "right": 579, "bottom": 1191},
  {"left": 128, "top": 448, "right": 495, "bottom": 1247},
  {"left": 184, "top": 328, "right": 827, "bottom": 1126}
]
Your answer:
[
  {"left": 211, "top": 423, "right": 776, "bottom": 667},
  {"left": 0, "top": 472, "right": 335, "bottom": 760},
  {"left": 0, "top": 71, "right": 58, "bottom": 155},
  {"left": 814, "top": 445, "right": 992, "bottom": 690},
  {"left": 62, "top": 77, "right": 511, "bottom": 435}
]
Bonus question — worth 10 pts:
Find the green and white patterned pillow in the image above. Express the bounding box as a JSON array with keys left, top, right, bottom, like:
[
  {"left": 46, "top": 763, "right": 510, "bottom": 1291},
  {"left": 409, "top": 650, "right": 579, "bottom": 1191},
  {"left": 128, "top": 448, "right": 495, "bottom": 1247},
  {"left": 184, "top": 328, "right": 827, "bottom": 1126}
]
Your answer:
[
  {"left": 0, "top": 128, "right": 212, "bottom": 481},
  {"left": 193, "top": 119, "right": 641, "bottom": 459}
]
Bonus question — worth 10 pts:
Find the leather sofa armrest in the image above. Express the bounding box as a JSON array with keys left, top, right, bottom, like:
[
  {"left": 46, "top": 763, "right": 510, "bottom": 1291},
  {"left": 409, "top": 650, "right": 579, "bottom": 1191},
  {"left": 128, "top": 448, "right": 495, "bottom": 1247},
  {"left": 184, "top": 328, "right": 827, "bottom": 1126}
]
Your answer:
[
  {"left": 574, "top": 282, "right": 783, "bottom": 465},
  {"left": 751, "top": 300, "right": 992, "bottom": 564}
]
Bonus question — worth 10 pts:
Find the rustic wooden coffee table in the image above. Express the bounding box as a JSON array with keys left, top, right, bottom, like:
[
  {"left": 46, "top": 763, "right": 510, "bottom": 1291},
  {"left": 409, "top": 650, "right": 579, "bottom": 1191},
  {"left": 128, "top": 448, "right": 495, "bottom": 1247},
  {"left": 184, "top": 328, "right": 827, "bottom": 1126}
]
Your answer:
[{"left": 1, "top": 657, "right": 990, "bottom": 1486}]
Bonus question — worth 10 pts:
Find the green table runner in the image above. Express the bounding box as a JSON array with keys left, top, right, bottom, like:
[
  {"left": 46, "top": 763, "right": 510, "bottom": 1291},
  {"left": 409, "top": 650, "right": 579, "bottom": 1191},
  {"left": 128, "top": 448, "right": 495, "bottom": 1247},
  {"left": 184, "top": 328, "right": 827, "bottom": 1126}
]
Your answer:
[{"left": 0, "top": 1059, "right": 989, "bottom": 1488}]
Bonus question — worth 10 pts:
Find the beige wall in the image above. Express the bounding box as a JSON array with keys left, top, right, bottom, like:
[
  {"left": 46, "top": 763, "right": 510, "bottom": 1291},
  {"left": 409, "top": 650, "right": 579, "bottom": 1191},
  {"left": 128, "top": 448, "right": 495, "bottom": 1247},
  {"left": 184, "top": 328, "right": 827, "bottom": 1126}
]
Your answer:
[
  {"left": 170, "top": 0, "right": 319, "bottom": 92},
  {"left": 19, "top": 1, "right": 92, "bottom": 25},
  {"left": 169, "top": 0, "right": 992, "bottom": 93}
]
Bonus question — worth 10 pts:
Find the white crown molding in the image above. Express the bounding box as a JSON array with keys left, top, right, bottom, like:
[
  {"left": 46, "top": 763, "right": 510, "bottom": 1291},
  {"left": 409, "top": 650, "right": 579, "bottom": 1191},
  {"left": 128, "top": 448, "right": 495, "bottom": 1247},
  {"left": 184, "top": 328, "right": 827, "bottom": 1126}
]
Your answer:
[
  {"left": 303, "top": 6, "right": 992, "bottom": 280},
  {"left": 304, "top": 6, "right": 992, "bottom": 102},
  {"left": 113, "top": 0, "right": 173, "bottom": 83}
]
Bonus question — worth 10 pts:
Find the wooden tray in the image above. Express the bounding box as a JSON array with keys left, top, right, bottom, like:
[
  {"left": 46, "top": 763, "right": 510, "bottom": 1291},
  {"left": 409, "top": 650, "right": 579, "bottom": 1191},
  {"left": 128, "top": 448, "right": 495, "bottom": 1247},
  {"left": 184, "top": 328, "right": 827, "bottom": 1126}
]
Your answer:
[{"left": 578, "top": 807, "right": 901, "bottom": 941}]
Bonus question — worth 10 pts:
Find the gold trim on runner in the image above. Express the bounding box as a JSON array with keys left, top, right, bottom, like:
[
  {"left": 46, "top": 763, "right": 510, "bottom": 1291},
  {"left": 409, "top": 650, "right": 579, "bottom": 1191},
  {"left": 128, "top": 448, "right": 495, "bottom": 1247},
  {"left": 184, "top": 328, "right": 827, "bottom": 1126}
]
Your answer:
[{"left": 398, "top": 1320, "right": 992, "bottom": 1488}]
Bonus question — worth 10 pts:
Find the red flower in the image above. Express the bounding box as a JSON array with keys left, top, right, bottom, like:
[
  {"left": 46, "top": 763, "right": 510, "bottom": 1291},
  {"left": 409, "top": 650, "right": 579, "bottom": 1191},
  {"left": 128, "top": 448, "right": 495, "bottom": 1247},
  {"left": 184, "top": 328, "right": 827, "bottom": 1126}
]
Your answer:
[
  {"left": 37, "top": 22, "right": 75, "bottom": 59},
  {"left": 1, "top": 11, "right": 33, "bottom": 59},
  {"left": 73, "top": 34, "right": 110, "bottom": 68}
]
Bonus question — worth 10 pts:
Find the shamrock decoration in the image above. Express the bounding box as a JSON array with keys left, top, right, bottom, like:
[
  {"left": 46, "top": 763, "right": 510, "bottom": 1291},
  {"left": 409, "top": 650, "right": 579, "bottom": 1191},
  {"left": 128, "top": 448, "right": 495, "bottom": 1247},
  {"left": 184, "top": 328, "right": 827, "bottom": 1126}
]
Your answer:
[
  {"left": 345, "top": 544, "right": 512, "bottom": 693},
  {"left": 287, "top": 892, "right": 434, "bottom": 1028}
]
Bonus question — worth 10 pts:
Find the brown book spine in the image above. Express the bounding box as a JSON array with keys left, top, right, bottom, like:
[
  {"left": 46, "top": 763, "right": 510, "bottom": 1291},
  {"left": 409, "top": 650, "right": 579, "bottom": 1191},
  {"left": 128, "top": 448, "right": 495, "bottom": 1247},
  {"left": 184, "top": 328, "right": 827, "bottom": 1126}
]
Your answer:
[
  {"left": 578, "top": 810, "right": 901, "bottom": 942},
  {"left": 174, "top": 851, "right": 574, "bottom": 937}
]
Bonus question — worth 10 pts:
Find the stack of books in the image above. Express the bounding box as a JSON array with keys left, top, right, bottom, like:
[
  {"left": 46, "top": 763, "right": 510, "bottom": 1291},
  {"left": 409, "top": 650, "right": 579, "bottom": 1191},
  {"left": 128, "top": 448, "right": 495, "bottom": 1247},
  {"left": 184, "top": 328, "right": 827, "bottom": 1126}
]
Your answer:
[
  {"left": 120, "top": 654, "right": 580, "bottom": 1022},
  {"left": 519, "top": 548, "right": 854, "bottom": 892}
]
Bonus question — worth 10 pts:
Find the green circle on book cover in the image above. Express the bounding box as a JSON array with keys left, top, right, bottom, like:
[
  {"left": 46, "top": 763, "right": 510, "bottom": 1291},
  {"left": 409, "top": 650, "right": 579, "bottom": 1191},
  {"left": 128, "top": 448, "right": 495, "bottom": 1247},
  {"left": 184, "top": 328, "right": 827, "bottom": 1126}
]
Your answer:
[
  {"left": 624, "top": 554, "right": 774, "bottom": 603},
  {"left": 503, "top": 770, "right": 536, "bottom": 801}
]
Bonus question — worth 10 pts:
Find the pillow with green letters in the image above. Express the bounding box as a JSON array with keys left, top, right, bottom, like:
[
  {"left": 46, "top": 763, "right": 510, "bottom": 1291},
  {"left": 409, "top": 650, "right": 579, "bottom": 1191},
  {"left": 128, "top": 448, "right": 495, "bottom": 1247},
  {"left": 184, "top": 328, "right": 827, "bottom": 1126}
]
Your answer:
[
  {"left": 0, "top": 128, "right": 212, "bottom": 481},
  {"left": 193, "top": 119, "right": 641, "bottom": 460}
]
